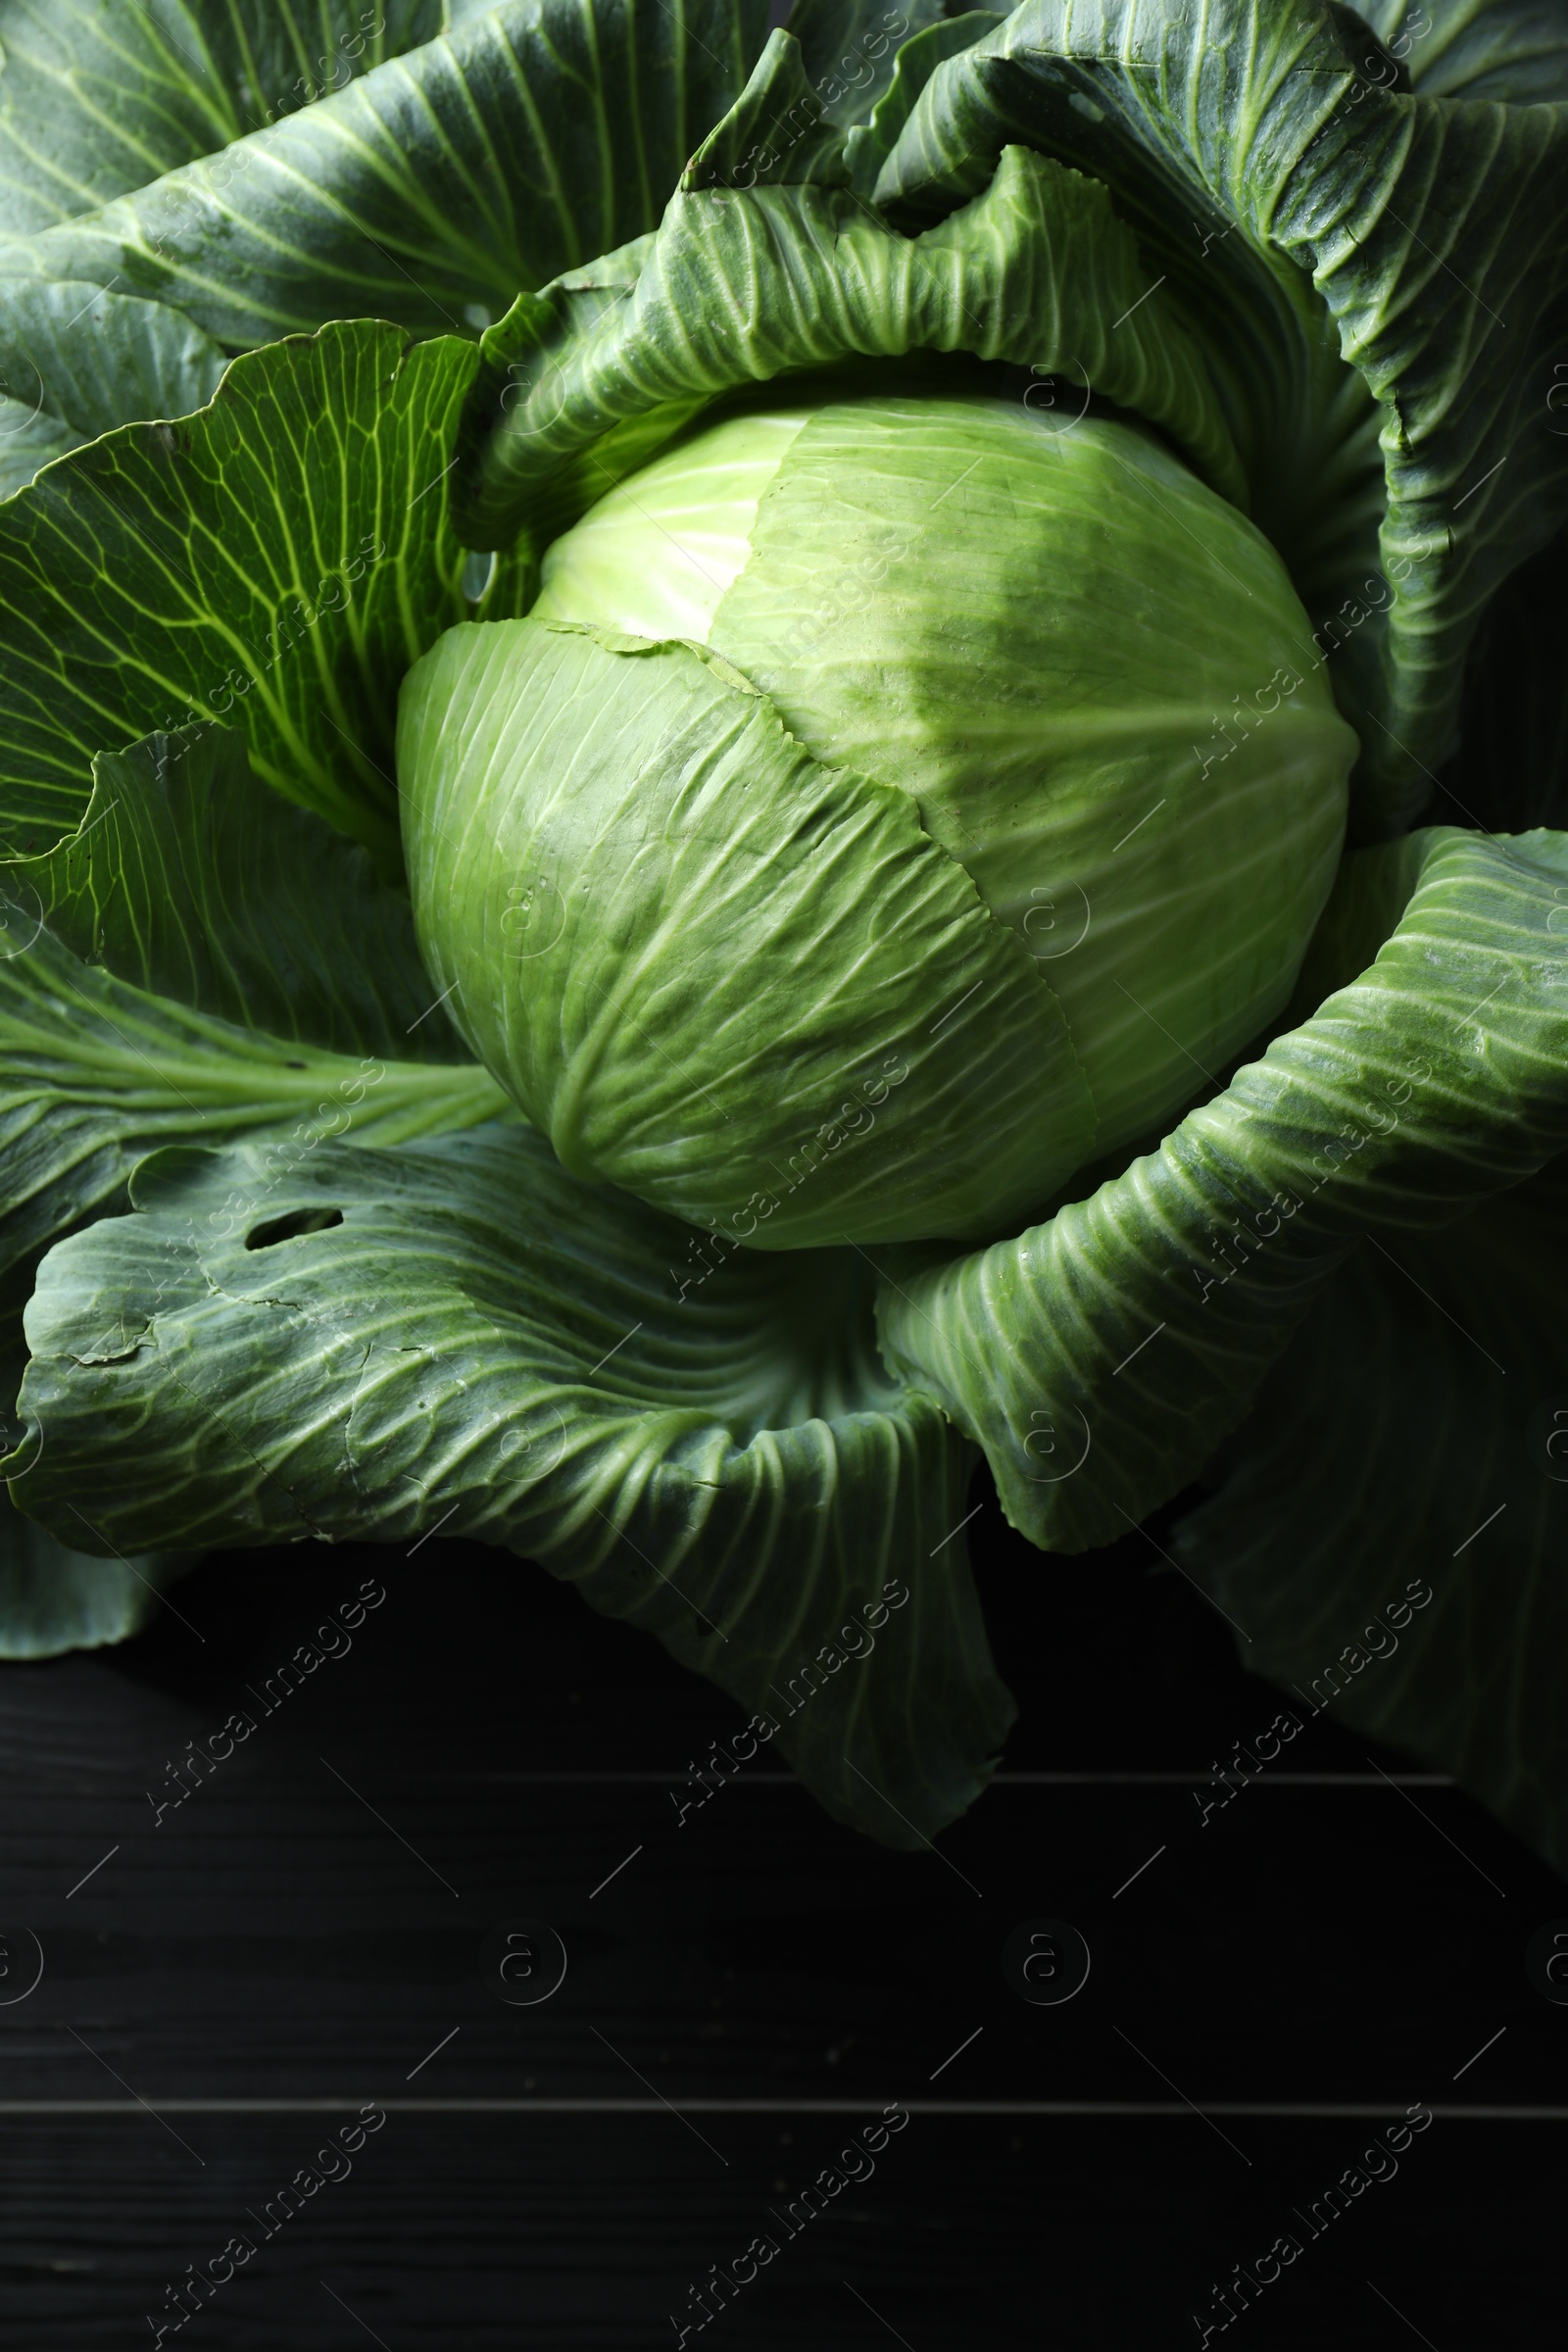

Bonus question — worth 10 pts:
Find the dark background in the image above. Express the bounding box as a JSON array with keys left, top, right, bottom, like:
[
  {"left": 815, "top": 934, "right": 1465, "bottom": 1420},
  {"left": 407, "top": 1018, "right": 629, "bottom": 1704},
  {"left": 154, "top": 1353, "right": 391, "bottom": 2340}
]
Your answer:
[{"left": 1, "top": 1469, "right": 1561, "bottom": 2348}]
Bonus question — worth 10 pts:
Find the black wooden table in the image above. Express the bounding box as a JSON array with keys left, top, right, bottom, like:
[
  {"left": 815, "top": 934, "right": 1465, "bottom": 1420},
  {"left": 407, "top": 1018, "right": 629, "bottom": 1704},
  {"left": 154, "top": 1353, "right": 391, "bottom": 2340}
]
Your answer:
[{"left": 1, "top": 1478, "right": 1560, "bottom": 2347}]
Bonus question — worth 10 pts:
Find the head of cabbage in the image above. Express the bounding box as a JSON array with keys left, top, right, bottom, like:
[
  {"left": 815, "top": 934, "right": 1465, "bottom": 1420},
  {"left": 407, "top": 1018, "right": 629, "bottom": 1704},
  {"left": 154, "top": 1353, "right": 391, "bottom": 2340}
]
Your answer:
[
  {"left": 1, "top": 0, "right": 1564, "bottom": 1879},
  {"left": 399, "top": 373, "right": 1354, "bottom": 1248}
]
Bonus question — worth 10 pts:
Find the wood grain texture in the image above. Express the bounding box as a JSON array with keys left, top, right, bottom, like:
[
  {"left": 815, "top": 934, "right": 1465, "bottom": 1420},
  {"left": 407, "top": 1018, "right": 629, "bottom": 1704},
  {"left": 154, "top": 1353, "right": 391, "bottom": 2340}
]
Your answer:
[{"left": 1, "top": 1484, "right": 1561, "bottom": 2343}]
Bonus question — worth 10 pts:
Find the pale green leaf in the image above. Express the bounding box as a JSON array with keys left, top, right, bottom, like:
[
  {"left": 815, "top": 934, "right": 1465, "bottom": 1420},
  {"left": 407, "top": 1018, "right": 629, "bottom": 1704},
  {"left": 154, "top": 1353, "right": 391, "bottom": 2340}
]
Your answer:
[{"left": 398, "top": 616, "right": 1096, "bottom": 1246}]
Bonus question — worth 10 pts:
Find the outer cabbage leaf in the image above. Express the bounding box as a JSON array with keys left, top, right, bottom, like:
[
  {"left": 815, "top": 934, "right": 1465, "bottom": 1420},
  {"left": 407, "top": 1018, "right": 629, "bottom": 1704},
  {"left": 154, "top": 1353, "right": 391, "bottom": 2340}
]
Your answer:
[
  {"left": 9, "top": 1126, "right": 1014, "bottom": 1846},
  {"left": 0, "top": 319, "right": 501, "bottom": 867},
  {"left": 844, "top": 12, "right": 1008, "bottom": 189},
  {"left": 0, "top": 1496, "right": 188, "bottom": 1654},
  {"left": 0, "top": 0, "right": 774, "bottom": 500},
  {"left": 1362, "top": 0, "right": 1568, "bottom": 102},
  {"left": 459, "top": 39, "right": 1248, "bottom": 550},
  {"left": 0, "top": 392, "right": 77, "bottom": 500},
  {"left": 0, "top": 1, "right": 447, "bottom": 234},
  {"left": 9, "top": 722, "right": 469, "bottom": 1061},
  {"left": 0, "top": 0, "right": 770, "bottom": 350},
  {"left": 0, "top": 276, "right": 228, "bottom": 495},
  {"left": 1175, "top": 1155, "right": 1568, "bottom": 1873},
  {"left": 0, "top": 322, "right": 522, "bottom": 1340},
  {"left": 784, "top": 0, "right": 965, "bottom": 127},
  {"left": 0, "top": 906, "right": 510, "bottom": 1336},
  {"left": 0, "top": 1327, "right": 192, "bottom": 1655}
]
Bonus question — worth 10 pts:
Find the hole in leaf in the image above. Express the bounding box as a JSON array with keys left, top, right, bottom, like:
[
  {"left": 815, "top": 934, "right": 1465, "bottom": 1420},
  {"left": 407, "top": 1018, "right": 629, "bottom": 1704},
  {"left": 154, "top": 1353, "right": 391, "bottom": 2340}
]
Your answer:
[{"left": 244, "top": 1207, "right": 344, "bottom": 1250}]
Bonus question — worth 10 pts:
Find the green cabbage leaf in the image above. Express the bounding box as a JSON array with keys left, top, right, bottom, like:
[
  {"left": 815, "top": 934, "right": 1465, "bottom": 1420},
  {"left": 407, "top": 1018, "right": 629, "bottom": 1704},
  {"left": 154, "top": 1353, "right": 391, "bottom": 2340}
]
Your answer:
[{"left": 2, "top": 0, "right": 1567, "bottom": 1872}]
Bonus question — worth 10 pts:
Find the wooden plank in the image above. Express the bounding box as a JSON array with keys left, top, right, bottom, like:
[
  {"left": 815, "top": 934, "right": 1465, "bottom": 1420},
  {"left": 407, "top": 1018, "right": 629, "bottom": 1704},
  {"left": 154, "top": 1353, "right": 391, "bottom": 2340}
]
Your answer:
[{"left": 1, "top": 1506, "right": 1561, "bottom": 2343}]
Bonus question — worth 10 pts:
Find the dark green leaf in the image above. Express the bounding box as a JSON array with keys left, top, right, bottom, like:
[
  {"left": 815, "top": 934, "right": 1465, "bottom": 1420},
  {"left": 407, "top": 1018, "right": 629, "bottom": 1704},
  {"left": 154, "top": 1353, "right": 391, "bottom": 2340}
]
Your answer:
[
  {"left": 1176, "top": 1155, "right": 1568, "bottom": 1875},
  {"left": 9, "top": 721, "right": 467, "bottom": 1058},
  {"left": 0, "top": 319, "right": 493, "bottom": 867},
  {"left": 0, "top": 1495, "right": 188, "bottom": 1653},
  {"left": 13, "top": 1124, "right": 1014, "bottom": 1844},
  {"left": 0, "top": 0, "right": 446, "bottom": 234},
  {"left": 0, "top": 0, "right": 768, "bottom": 347},
  {"left": 784, "top": 0, "right": 949, "bottom": 127},
  {"left": 0, "top": 389, "right": 80, "bottom": 498},
  {"left": 684, "top": 24, "right": 853, "bottom": 188},
  {"left": 845, "top": 10, "right": 1006, "bottom": 192},
  {"left": 0, "top": 276, "right": 228, "bottom": 488},
  {"left": 0, "top": 1327, "right": 190, "bottom": 1653},
  {"left": 0, "top": 906, "right": 509, "bottom": 1304},
  {"left": 1363, "top": 0, "right": 1568, "bottom": 102}
]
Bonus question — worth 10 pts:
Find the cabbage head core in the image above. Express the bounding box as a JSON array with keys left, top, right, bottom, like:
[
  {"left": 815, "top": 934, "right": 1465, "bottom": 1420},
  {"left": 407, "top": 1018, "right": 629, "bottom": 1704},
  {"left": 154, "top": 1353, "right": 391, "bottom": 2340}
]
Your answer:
[{"left": 400, "top": 386, "right": 1355, "bottom": 1248}]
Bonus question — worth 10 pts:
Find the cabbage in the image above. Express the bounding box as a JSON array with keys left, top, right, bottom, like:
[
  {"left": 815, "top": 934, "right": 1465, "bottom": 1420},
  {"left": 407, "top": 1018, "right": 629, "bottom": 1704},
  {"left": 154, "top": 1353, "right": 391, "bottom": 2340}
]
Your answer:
[
  {"left": 402, "top": 387, "right": 1351, "bottom": 1243},
  {"left": 1, "top": 0, "right": 1566, "bottom": 1875}
]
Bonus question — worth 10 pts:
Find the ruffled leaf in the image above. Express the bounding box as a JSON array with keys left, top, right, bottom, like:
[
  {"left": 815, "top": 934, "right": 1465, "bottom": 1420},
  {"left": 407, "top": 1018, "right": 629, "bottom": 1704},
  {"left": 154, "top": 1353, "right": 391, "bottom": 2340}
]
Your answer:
[
  {"left": 0, "top": 319, "right": 495, "bottom": 865},
  {"left": 8, "top": 722, "right": 467, "bottom": 1059},
  {"left": 1176, "top": 1154, "right": 1568, "bottom": 1874},
  {"left": 845, "top": 11, "right": 1008, "bottom": 193},
  {"left": 684, "top": 24, "right": 854, "bottom": 188},
  {"left": 11, "top": 1124, "right": 1014, "bottom": 1844},
  {"left": 462, "top": 60, "right": 1248, "bottom": 548}
]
